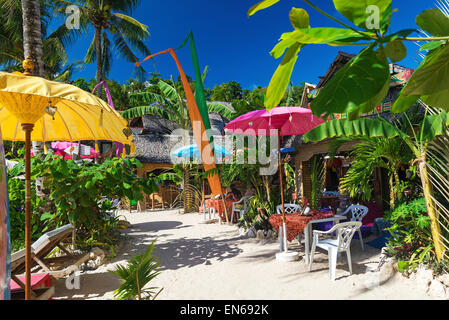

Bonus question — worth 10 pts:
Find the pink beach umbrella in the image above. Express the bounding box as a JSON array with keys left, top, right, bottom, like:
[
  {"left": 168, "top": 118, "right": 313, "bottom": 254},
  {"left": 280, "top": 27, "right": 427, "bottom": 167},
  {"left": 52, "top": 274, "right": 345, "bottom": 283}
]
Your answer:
[
  {"left": 225, "top": 107, "right": 324, "bottom": 256},
  {"left": 51, "top": 141, "right": 99, "bottom": 159}
]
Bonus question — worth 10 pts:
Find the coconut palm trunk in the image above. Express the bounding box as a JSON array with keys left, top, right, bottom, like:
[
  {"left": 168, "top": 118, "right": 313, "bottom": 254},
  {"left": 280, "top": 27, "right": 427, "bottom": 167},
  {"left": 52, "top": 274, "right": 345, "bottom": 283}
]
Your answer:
[
  {"left": 22, "top": 0, "right": 46, "bottom": 155},
  {"left": 95, "top": 26, "right": 103, "bottom": 84},
  {"left": 182, "top": 165, "right": 193, "bottom": 213},
  {"left": 417, "top": 153, "right": 445, "bottom": 261}
]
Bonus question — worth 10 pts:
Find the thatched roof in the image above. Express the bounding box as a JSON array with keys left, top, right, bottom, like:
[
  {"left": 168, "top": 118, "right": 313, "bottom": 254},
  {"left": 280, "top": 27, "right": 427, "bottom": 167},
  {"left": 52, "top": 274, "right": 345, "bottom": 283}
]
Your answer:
[
  {"left": 134, "top": 134, "right": 231, "bottom": 164},
  {"left": 142, "top": 114, "right": 179, "bottom": 135},
  {"left": 209, "top": 112, "right": 230, "bottom": 135},
  {"left": 137, "top": 112, "right": 230, "bottom": 136},
  {"left": 134, "top": 134, "right": 182, "bottom": 164}
]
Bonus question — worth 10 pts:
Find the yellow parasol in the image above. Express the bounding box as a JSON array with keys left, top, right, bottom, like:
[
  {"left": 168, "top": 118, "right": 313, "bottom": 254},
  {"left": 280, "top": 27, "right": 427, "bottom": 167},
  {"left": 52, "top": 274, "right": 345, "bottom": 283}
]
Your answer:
[
  {"left": 0, "top": 58, "right": 133, "bottom": 300},
  {"left": 0, "top": 73, "right": 132, "bottom": 145}
]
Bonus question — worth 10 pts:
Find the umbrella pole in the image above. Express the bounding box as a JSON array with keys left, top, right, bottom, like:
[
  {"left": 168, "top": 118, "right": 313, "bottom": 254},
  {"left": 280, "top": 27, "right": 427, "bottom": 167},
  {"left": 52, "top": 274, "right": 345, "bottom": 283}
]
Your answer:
[
  {"left": 22, "top": 123, "right": 34, "bottom": 300},
  {"left": 278, "top": 134, "right": 288, "bottom": 252},
  {"left": 222, "top": 193, "right": 230, "bottom": 224}
]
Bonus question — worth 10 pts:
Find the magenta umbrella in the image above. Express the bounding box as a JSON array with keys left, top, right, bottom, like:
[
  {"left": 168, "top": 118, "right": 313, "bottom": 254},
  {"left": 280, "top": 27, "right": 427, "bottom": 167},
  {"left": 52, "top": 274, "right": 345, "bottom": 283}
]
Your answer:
[{"left": 225, "top": 107, "right": 324, "bottom": 254}]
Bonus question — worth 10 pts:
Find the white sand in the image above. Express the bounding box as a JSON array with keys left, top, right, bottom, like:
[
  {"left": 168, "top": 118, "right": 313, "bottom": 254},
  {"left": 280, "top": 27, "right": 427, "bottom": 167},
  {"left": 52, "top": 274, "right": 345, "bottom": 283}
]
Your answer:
[{"left": 52, "top": 209, "right": 431, "bottom": 300}]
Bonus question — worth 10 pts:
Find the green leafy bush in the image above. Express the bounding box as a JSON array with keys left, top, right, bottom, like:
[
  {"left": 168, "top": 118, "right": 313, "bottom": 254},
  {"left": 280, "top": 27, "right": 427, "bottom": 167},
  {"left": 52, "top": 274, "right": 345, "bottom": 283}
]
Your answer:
[
  {"left": 8, "top": 155, "right": 158, "bottom": 251},
  {"left": 385, "top": 198, "right": 435, "bottom": 268}
]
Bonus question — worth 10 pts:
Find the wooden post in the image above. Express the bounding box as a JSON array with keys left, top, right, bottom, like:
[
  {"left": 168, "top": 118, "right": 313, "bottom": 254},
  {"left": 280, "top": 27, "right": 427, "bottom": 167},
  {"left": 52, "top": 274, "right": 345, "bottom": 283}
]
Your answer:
[
  {"left": 222, "top": 194, "right": 230, "bottom": 224},
  {"left": 22, "top": 123, "right": 34, "bottom": 300}
]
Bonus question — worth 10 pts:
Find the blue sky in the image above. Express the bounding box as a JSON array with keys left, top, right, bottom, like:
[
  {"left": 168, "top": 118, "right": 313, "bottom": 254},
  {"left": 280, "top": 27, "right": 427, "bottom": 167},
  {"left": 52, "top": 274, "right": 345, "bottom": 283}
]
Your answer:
[{"left": 53, "top": 0, "right": 437, "bottom": 90}]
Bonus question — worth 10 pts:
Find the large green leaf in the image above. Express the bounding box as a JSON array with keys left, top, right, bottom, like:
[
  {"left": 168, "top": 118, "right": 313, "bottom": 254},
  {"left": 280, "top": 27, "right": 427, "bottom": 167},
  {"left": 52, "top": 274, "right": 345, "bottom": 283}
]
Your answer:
[
  {"left": 333, "top": 0, "right": 392, "bottom": 30},
  {"left": 416, "top": 9, "right": 449, "bottom": 37},
  {"left": 420, "top": 111, "right": 449, "bottom": 142},
  {"left": 402, "top": 44, "right": 449, "bottom": 98},
  {"left": 248, "top": 0, "right": 280, "bottom": 16},
  {"left": 121, "top": 105, "right": 168, "bottom": 120},
  {"left": 265, "top": 43, "right": 302, "bottom": 111},
  {"left": 421, "top": 88, "right": 449, "bottom": 110},
  {"left": 271, "top": 37, "right": 297, "bottom": 59},
  {"left": 310, "top": 46, "right": 390, "bottom": 118},
  {"left": 385, "top": 40, "right": 407, "bottom": 62},
  {"left": 287, "top": 27, "right": 370, "bottom": 44},
  {"left": 302, "top": 118, "right": 407, "bottom": 143},
  {"left": 420, "top": 41, "right": 445, "bottom": 52},
  {"left": 353, "top": 70, "right": 390, "bottom": 118},
  {"left": 391, "top": 92, "right": 420, "bottom": 113},
  {"left": 289, "top": 8, "right": 309, "bottom": 29}
]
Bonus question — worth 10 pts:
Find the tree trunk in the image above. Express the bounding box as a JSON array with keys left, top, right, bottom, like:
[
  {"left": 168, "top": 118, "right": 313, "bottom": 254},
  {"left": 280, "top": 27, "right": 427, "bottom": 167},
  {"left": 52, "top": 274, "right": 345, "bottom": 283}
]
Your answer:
[
  {"left": 21, "top": 0, "right": 44, "bottom": 77},
  {"left": 21, "top": 0, "right": 44, "bottom": 301},
  {"left": 21, "top": 0, "right": 49, "bottom": 200},
  {"left": 95, "top": 26, "right": 103, "bottom": 84},
  {"left": 182, "top": 165, "right": 192, "bottom": 213},
  {"left": 418, "top": 154, "right": 445, "bottom": 262},
  {"left": 389, "top": 174, "right": 396, "bottom": 210}
]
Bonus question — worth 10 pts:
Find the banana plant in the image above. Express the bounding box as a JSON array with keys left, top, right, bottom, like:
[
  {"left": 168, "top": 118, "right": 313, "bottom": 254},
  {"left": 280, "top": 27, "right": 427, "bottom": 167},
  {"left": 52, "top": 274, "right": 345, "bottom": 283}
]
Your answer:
[
  {"left": 248, "top": 0, "right": 449, "bottom": 118},
  {"left": 303, "top": 112, "right": 449, "bottom": 261}
]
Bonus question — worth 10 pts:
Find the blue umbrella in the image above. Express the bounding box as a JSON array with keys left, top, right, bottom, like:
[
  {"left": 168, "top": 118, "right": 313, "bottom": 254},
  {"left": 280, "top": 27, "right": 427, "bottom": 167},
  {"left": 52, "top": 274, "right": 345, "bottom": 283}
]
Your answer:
[
  {"left": 280, "top": 147, "right": 294, "bottom": 154},
  {"left": 171, "top": 144, "right": 231, "bottom": 159}
]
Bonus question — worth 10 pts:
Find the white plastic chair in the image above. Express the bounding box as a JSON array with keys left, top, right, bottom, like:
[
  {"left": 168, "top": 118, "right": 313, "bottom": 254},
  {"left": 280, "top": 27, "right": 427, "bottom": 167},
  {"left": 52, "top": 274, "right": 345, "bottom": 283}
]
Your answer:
[
  {"left": 276, "top": 204, "right": 301, "bottom": 214},
  {"left": 231, "top": 196, "right": 251, "bottom": 225},
  {"left": 309, "top": 221, "right": 362, "bottom": 281},
  {"left": 341, "top": 205, "right": 369, "bottom": 251}
]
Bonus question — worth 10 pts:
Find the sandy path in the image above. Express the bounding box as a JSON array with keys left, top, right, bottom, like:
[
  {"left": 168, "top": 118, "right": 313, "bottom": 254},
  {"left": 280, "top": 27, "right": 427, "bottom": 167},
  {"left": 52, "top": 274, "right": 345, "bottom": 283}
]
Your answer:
[{"left": 52, "top": 209, "right": 431, "bottom": 300}]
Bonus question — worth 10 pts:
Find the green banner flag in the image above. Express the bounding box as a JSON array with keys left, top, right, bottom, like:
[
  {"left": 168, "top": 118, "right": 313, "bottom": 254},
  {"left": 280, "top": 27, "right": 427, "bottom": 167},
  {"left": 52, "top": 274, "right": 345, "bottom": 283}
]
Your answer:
[{"left": 176, "top": 31, "right": 212, "bottom": 135}]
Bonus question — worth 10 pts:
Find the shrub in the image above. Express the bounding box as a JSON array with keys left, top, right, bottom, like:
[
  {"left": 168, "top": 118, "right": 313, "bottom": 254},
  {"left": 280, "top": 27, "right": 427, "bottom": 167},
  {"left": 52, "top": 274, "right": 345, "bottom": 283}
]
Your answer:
[
  {"left": 8, "top": 155, "right": 158, "bottom": 251},
  {"left": 385, "top": 198, "right": 435, "bottom": 270}
]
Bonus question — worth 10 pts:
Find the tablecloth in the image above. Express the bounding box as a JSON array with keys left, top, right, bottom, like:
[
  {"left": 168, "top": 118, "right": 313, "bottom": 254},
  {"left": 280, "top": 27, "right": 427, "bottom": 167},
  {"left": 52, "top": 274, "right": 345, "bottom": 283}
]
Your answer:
[
  {"left": 201, "top": 199, "right": 235, "bottom": 221},
  {"left": 269, "top": 211, "right": 335, "bottom": 242}
]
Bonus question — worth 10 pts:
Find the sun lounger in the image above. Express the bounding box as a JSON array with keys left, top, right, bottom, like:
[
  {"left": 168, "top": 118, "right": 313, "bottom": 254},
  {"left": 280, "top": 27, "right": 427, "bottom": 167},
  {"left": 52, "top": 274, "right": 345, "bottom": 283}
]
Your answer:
[{"left": 10, "top": 224, "right": 75, "bottom": 297}]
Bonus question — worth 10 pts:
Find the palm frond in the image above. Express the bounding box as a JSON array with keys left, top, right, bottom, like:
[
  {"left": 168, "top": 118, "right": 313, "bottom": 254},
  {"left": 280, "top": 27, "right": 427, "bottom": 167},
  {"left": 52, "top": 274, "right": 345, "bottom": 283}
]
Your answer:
[
  {"left": 109, "top": 239, "right": 162, "bottom": 300},
  {"left": 207, "top": 102, "right": 236, "bottom": 119},
  {"left": 121, "top": 105, "right": 170, "bottom": 120}
]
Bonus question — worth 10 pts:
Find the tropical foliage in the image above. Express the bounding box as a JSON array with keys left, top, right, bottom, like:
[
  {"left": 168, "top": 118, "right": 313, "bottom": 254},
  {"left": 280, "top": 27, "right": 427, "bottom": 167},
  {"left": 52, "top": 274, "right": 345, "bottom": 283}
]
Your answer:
[
  {"left": 53, "top": 0, "right": 151, "bottom": 83},
  {"left": 303, "top": 110, "right": 449, "bottom": 261},
  {"left": 384, "top": 198, "right": 441, "bottom": 273},
  {"left": 248, "top": 0, "right": 449, "bottom": 119},
  {"left": 109, "top": 240, "right": 163, "bottom": 300},
  {"left": 7, "top": 154, "right": 158, "bottom": 250}
]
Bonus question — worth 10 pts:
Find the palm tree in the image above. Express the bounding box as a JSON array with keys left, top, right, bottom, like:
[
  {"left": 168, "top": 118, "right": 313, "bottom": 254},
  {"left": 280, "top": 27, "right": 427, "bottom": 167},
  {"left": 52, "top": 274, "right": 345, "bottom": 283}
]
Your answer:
[
  {"left": 338, "top": 136, "right": 412, "bottom": 209},
  {"left": 1, "top": 1, "right": 82, "bottom": 80},
  {"left": 53, "top": 0, "right": 151, "bottom": 84},
  {"left": 20, "top": 0, "right": 45, "bottom": 77}
]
